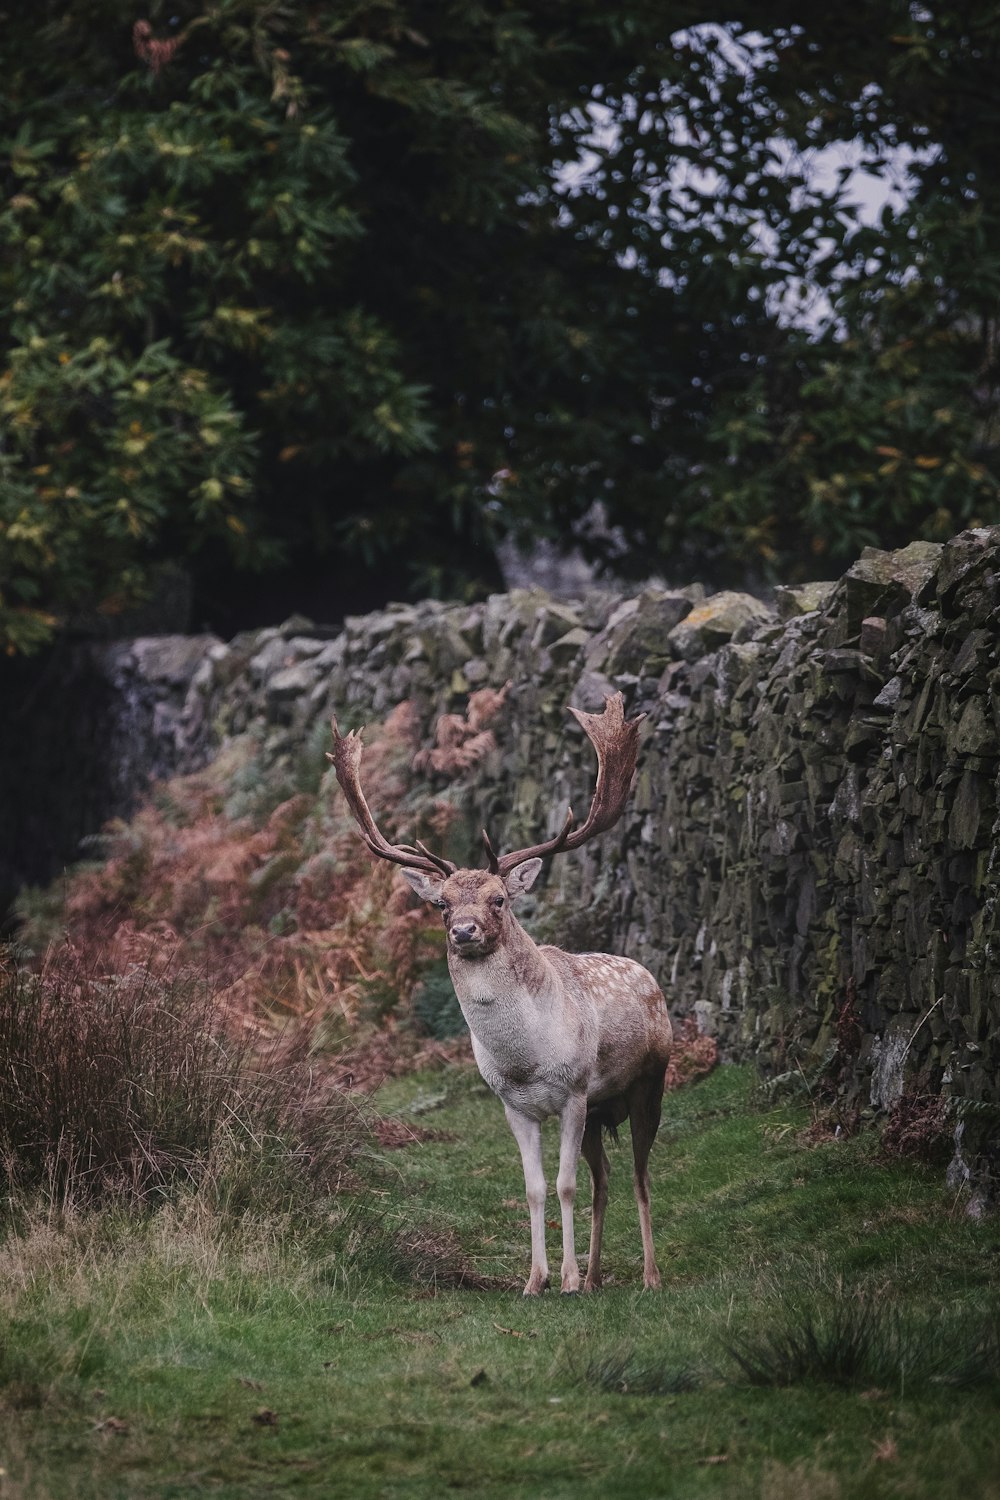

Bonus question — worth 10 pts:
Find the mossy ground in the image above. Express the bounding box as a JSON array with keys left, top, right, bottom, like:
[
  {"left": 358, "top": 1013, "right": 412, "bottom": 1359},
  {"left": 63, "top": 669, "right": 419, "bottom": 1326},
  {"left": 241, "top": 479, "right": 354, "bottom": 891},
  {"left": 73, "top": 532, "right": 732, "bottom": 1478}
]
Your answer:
[{"left": 2, "top": 1066, "right": 998, "bottom": 1499}]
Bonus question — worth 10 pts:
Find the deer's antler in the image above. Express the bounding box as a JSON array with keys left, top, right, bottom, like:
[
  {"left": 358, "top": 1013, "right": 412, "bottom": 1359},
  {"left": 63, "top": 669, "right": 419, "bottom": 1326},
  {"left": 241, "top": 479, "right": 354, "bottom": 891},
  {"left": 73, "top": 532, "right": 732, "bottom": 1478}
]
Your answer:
[
  {"left": 490, "top": 693, "right": 645, "bottom": 877},
  {"left": 328, "top": 719, "right": 456, "bottom": 877}
]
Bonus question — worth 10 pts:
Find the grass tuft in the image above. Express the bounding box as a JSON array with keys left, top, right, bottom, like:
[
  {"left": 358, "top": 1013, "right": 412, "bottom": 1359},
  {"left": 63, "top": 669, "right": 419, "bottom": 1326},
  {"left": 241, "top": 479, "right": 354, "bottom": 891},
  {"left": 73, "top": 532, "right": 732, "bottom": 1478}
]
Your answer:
[
  {"left": 724, "top": 1286, "right": 893, "bottom": 1389},
  {"left": 723, "top": 1282, "right": 1000, "bottom": 1392}
]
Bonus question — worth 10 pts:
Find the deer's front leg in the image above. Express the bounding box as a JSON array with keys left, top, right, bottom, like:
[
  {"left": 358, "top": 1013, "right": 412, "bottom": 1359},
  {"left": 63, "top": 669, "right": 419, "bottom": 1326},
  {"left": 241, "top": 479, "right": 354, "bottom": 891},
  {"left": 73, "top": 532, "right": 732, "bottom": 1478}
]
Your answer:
[
  {"left": 556, "top": 1093, "right": 588, "bottom": 1294},
  {"left": 504, "top": 1104, "right": 549, "bottom": 1295}
]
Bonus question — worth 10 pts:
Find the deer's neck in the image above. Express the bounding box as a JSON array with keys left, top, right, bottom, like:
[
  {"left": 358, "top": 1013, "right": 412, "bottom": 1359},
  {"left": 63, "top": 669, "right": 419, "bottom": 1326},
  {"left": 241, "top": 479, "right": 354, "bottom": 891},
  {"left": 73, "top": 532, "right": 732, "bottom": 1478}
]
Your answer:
[
  {"left": 447, "top": 917, "right": 553, "bottom": 1014},
  {"left": 447, "top": 916, "right": 589, "bottom": 1109}
]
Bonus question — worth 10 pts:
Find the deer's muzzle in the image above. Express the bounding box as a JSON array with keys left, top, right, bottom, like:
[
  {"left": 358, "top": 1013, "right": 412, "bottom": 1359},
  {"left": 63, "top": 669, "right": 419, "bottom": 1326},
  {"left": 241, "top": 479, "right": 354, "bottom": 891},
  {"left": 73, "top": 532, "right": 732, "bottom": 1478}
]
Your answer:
[{"left": 450, "top": 921, "right": 482, "bottom": 947}]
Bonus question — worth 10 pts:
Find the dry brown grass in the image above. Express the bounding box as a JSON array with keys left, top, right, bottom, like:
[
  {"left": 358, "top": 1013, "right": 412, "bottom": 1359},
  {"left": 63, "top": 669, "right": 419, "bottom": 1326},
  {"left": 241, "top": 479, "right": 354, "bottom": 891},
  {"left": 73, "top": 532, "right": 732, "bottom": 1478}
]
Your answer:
[{"left": 0, "top": 944, "right": 373, "bottom": 1210}]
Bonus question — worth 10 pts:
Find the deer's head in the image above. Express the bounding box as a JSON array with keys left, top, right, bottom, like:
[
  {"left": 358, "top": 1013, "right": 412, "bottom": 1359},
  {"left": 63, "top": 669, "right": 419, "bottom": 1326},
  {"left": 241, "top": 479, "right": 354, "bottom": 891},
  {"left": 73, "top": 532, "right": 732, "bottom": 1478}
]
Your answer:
[
  {"left": 399, "top": 863, "right": 542, "bottom": 959},
  {"left": 327, "top": 693, "right": 644, "bottom": 960}
]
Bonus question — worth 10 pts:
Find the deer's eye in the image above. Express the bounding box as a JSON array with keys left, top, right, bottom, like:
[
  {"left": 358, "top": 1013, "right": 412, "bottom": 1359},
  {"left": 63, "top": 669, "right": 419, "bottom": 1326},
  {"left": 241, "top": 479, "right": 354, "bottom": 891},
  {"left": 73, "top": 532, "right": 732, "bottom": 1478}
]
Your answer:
[
  {"left": 491, "top": 895, "right": 505, "bottom": 910},
  {"left": 434, "top": 898, "right": 448, "bottom": 912}
]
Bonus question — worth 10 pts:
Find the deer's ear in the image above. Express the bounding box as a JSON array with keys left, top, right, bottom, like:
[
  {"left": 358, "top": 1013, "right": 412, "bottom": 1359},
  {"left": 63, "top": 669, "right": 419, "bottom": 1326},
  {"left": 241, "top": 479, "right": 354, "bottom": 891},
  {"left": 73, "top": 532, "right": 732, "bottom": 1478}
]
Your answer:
[
  {"left": 505, "top": 858, "right": 542, "bottom": 898},
  {"left": 401, "top": 868, "right": 447, "bottom": 904}
]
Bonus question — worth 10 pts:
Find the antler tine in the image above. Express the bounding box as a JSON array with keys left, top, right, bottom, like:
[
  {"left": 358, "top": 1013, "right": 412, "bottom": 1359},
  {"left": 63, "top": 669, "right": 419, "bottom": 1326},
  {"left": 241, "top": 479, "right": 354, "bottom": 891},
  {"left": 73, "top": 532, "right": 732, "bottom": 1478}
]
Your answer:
[
  {"left": 495, "top": 693, "right": 644, "bottom": 877},
  {"left": 481, "top": 827, "right": 500, "bottom": 874},
  {"left": 414, "top": 839, "right": 457, "bottom": 877},
  {"left": 328, "top": 719, "right": 456, "bottom": 877}
]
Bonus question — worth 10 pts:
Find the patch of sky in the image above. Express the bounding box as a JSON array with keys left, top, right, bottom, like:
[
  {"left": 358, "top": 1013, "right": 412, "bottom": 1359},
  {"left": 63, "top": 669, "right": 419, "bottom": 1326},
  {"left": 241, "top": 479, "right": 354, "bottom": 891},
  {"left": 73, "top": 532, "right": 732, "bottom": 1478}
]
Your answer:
[{"left": 553, "top": 22, "right": 938, "bottom": 332}]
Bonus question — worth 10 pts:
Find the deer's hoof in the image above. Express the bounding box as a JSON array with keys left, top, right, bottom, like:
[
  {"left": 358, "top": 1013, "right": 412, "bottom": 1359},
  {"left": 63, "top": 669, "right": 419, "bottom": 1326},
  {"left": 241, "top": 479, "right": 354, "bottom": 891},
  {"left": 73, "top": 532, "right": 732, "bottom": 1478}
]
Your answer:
[
  {"left": 522, "top": 1274, "right": 550, "bottom": 1297},
  {"left": 583, "top": 1279, "right": 603, "bottom": 1294}
]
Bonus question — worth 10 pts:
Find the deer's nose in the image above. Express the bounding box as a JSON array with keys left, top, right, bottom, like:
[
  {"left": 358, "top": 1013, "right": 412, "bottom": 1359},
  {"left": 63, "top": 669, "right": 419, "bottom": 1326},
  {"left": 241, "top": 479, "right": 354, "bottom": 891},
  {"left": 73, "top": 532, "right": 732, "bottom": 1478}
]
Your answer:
[{"left": 450, "top": 921, "right": 480, "bottom": 945}]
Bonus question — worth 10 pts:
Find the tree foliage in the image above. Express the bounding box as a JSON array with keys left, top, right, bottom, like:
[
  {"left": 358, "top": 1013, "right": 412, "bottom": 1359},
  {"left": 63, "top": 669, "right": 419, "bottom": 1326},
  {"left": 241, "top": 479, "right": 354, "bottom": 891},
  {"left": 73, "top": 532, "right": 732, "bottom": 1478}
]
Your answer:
[
  {"left": 1, "top": 1, "right": 999, "bottom": 651},
  {"left": 547, "top": 4, "right": 1000, "bottom": 580}
]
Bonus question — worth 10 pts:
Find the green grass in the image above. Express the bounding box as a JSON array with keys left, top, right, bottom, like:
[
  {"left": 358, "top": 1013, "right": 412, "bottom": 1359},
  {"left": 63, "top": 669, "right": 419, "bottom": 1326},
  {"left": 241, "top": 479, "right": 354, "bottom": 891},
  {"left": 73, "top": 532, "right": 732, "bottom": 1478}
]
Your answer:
[{"left": 2, "top": 1066, "right": 999, "bottom": 1499}]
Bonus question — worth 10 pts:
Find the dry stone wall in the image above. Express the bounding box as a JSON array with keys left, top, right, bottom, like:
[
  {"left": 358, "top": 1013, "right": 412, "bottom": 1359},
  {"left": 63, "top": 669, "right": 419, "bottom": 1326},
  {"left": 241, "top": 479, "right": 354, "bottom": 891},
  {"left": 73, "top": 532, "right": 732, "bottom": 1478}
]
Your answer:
[{"left": 7, "top": 528, "right": 1000, "bottom": 1194}]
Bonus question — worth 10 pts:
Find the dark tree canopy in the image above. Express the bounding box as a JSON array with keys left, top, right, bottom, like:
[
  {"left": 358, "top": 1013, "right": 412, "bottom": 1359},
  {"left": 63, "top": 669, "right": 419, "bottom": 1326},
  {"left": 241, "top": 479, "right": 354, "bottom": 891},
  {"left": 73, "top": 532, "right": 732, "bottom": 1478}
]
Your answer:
[{"left": 1, "top": 1, "right": 998, "bottom": 649}]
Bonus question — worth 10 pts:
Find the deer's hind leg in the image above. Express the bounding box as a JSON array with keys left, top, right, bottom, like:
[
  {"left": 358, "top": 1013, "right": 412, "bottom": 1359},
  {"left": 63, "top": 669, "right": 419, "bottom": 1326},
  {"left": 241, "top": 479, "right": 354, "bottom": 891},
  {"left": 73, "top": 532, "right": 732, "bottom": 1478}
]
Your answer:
[
  {"left": 627, "top": 1069, "right": 665, "bottom": 1290},
  {"left": 580, "top": 1115, "right": 610, "bottom": 1292}
]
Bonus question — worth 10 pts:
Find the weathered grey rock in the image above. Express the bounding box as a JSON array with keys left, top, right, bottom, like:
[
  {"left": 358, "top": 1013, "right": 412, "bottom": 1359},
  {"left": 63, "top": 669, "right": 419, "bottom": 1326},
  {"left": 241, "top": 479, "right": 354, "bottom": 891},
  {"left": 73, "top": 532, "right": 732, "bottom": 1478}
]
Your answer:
[
  {"left": 586, "top": 588, "right": 694, "bottom": 675},
  {"left": 569, "top": 669, "right": 619, "bottom": 713},
  {"left": 774, "top": 580, "right": 837, "bottom": 621},
  {"left": 128, "top": 635, "right": 221, "bottom": 686},
  {"left": 936, "top": 528, "right": 997, "bottom": 613},
  {"left": 666, "top": 591, "right": 774, "bottom": 662},
  {"left": 860, "top": 615, "right": 887, "bottom": 658},
  {"left": 549, "top": 626, "right": 591, "bottom": 665},
  {"left": 842, "top": 540, "right": 943, "bottom": 634},
  {"left": 268, "top": 662, "right": 322, "bottom": 699}
]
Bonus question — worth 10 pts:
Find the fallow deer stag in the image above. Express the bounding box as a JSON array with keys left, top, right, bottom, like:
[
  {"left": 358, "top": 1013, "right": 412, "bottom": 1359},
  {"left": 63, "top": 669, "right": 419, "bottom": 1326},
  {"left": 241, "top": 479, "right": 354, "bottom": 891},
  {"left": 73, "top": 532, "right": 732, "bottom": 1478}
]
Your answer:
[{"left": 328, "top": 693, "right": 672, "bottom": 1295}]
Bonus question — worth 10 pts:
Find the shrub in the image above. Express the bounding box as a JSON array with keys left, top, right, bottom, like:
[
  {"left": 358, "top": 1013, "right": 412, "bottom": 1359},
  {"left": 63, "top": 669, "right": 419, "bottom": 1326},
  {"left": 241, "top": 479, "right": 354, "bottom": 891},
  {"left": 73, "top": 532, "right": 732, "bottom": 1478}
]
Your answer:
[{"left": 0, "top": 946, "right": 369, "bottom": 1212}]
